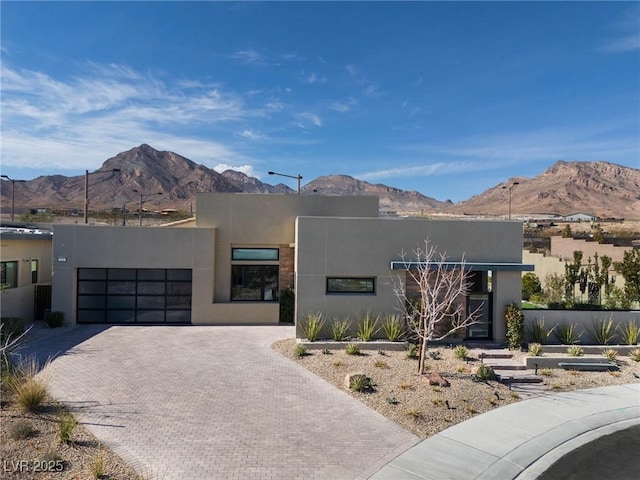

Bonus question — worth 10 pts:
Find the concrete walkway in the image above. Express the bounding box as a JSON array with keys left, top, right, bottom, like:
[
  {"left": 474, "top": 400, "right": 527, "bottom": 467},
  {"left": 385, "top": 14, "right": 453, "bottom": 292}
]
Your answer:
[
  {"left": 22, "top": 324, "right": 418, "bottom": 480},
  {"left": 369, "top": 383, "right": 640, "bottom": 480}
]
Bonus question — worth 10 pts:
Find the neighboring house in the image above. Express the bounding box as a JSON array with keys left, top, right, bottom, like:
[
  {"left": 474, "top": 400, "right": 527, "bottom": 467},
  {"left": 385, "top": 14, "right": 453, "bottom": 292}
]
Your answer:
[
  {"left": 0, "top": 226, "right": 53, "bottom": 320},
  {"left": 563, "top": 213, "right": 597, "bottom": 222},
  {"left": 51, "top": 193, "right": 532, "bottom": 342}
]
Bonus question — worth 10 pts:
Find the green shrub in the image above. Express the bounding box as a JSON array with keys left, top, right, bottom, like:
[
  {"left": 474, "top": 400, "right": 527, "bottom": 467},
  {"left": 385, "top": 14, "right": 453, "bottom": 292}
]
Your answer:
[
  {"left": 406, "top": 343, "right": 418, "bottom": 359},
  {"left": 294, "top": 344, "right": 307, "bottom": 358},
  {"left": 602, "top": 348, "right": 618, "bottom": 362},
  {"left": 278, "top": 287, "right": 295, "bottom": 323},
  {"left": 453, "top": 345, "right": 467, "bottom": 360},
  {"left": 330, "top": 318, "right": 350, "bottom": 341},
  {"left": 321, "top": 348, "right": 331, "bottom": 355},
  {"left": 300, "top": 313, "right": 325, "bottom": 341},
  {"left": 567, "top": 345, "right": 584, "bottom": 357},
  {"left": 474, "top": 363, "right": 494, "bottom": 381},
  {"left": 528, "top": 318, "right": 555, "bottom": 344},
  {"left": 629, "top": 348, "right": 640, "bottom": 362},
  {"left": 382, "top": 314, "right": 404, "bottom": 341},
  {"left": 45, "top": 311, "right": 65, "bottom": 328},
  {"left": 585, "top": 316, "right": 616, "bottom": 345},
  {"left": 528, "top": 343, "right": 543, "bottom": 356},
  {"left": 58, "top": 410, "right": 78, "bottom": 444},
  {"left": 355, "top": 312, "right": 380, "bottom": 341},
  {"left": 345, "top": 343, "right": 360, "bottom": 355},
  {"left": 555, "top": 322, "right": 582, "bottom": 345},
  {"left": 540, "top": 367, "right": 554, "bottom": 377},
  {"left": 349, "top": 374, "right": 374, "bottom": 392},
  {"left": 9, "top": 419, "right": 36, "bottom": 440},
  {"left": 522, "top": 273, "right": 543, "bottom": 301},
  {"left": 616, "top": 320, "right": 640, "bottom": 345},
  {"left": 505, "top": 303, "right": 524, "bottom": 350}
]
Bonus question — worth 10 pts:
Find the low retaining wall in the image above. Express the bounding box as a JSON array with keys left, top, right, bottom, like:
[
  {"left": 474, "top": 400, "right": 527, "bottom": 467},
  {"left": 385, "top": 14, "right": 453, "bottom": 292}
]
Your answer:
[{"left": 298, "top": 340, "right": 407, "bottom": 351}]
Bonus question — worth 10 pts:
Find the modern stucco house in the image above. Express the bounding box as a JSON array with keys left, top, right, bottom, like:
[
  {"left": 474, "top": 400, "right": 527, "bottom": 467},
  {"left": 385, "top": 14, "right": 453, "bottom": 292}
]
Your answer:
[
  {"left": 0, "top": 226, "right": 53, "bottom": 320},
  {"left": 51, "top": 193, "right": 532, "bottom": 342}
]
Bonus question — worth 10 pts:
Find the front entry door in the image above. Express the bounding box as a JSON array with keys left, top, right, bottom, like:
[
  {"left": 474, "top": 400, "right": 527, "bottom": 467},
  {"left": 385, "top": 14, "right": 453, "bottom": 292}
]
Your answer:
[{"left": 466, "top": 293, "right": 492, "bottom": 340}]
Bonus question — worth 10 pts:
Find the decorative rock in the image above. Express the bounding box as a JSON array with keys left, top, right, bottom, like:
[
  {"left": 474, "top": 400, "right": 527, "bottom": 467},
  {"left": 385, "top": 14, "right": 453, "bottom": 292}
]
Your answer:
[{"left": 423, "top": 373, "right": 450, "bottom": 387}]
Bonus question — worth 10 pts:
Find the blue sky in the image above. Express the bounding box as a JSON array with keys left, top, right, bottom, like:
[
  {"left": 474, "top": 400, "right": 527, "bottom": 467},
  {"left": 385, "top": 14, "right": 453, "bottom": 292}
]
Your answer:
[{"left": 1, "top": 1, "right": 638, "bottom": 202}]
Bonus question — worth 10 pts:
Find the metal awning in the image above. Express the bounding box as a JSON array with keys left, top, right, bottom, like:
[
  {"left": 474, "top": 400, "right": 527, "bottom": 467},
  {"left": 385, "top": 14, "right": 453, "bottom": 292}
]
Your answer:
[{"left": 390, "top": 261, "right": 535, "bottom": 272}]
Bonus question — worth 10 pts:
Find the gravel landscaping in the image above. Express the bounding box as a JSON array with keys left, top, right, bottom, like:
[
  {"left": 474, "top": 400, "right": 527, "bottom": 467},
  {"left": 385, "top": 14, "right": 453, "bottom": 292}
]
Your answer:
[
  {"left": 272, "top": 339, "right": 640, "bottom": 439},
  {"left": 1, "top": 394, "right": 140, "bottom": 480}
]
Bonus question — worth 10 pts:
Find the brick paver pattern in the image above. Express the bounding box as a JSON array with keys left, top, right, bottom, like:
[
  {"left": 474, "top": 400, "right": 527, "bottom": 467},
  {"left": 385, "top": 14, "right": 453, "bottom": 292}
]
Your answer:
[{"left": 28, "top": 325, "right": 417, "bottom": 479}]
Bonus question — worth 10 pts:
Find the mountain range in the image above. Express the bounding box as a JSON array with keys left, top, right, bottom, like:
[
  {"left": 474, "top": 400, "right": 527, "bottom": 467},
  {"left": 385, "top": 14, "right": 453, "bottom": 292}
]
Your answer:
[{"left": 2, "top": 144, "right": 638, "bottom": 219}]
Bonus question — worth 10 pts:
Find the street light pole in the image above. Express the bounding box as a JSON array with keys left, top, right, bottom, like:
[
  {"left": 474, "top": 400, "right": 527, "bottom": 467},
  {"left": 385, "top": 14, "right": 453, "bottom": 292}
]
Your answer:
[
  {"left": 1, "top": 175, "right": 26, "bottom": 222},
  {"left": 84, "top": 168, "right": 121, "bottom": 224},
  {"left": 132, "top": 190, "right": 163, "bottom": 227},
  {"left": 267, "top": 171, "right": 303, "bottom": 194},
  {"left": 502, "top": 181, "right": 520, "bottom": 220}
]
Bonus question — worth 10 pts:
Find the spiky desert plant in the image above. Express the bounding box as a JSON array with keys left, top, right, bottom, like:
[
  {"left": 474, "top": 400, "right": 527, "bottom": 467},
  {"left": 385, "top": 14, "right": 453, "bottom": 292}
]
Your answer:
[
  {"left": 356, "top": 311, "right": 380, "bottom": 341},
  {"left": 382, "top": 314, "right": 404, "bottom": 341},
  {"left": 528, "top": 318, "right": 555, "bottom": 344},
  {"left": 330, "top": 318, "right": 350, "bottom": 341},
  {"left": 602, "top": 348, "right": 618, "bottom": 362},
  {"left": 567, "top": 345, "right": 584, "bottom": 357},
  {"left": 555, "top": 322, "right": 582, "bottom": 345},
  {"left": 616, "top": 320, "right": 640, "bottom": 345},
  {"left": 300, "top": 312, "right": 325, "bottom": 341},
  {"left": 585, "top": 316, "right": 616, "bottom": 345},
  {"left": 345, "top": 343, "right": 360, "bottom": 355},
  {"left": 453, "top": 345, "right": 467, "bottom": 360},
  {"left": 528, "top": 343, "right": 543, "bottom": 356}
]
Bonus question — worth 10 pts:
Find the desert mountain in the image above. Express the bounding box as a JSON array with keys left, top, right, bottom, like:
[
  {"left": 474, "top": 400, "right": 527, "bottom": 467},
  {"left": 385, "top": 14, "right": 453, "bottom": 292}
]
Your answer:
[
  {"left": 302, "top": 175, "right": 451, "bottom": 213},
  {"left": 1, "top": 145, "right": 638, "bottom": 219},
  {"left": 221, "top": 170, "right": 294, "bottom": 194},
  {"left": 448, "top": 161, "right": 640, "bottom": 219}
]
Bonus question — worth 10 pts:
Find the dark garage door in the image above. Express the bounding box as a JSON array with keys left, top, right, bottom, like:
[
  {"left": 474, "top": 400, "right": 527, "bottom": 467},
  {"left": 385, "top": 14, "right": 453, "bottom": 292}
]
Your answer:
[{"left": 77, "top": 268, "right": 192, "bottom": 324}]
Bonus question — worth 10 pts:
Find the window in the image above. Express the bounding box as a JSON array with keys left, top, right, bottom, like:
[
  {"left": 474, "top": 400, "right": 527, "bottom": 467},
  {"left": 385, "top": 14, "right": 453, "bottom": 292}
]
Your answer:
[
  {"left": 326, "top": 277, "right": 376, "bottom": 294},
  {"left": 231, "top": 265, "right": 279, "bottom": 301},
  {"left": 31, "top": 259, "right": 38, "bottom": 284},
  {"left": 1, "top": 261, "right": 18, "bottom": 289},
  {"left": 232, "top": 248, "right": 279, "bottom": 261}
]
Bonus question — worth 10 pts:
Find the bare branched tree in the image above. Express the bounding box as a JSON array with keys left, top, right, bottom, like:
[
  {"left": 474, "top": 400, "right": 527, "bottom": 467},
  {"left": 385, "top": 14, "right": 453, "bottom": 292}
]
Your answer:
[{"left": 393, "top": 239, "right": 483, "bottom": 374}]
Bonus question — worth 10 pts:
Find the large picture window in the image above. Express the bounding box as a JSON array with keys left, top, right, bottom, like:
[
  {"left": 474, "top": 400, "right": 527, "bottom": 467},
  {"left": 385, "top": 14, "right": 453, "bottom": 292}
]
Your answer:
[
  {"left": 232, "top": 265, "right": 279, "bottom": 301},
  {"left": 1, "top": 261, "right": 18, "bottom": 289},
  {"left": 326, "top": 277, "right": 376, "bottom": 294}
]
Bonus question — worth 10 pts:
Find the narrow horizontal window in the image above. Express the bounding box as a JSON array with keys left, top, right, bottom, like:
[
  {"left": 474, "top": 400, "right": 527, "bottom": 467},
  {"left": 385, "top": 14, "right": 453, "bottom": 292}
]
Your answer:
[
  {"left": 326, "top": 277, "right": 376, "bottom": 294},
  {"left": 232, "top": 248, "right": 279, "bottom": 261}
]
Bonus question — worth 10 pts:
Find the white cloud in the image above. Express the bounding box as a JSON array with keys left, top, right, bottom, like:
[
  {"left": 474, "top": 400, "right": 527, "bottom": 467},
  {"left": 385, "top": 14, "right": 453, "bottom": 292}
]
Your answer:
[
  {"left": 213, "top": 163, "right": 257, "bottom": 177},
  {"left": 0, "top": 62, "right": 257, "bottom": 172},
  {"left": 238, "top": 129, "right": 266, "bottom": 141},
  {"left": 599, "top": 34, "right": 640, "bottom": 53},
  {"left": 296, "top": 112, "right": 322, "bottom": 127},
  {"left": 304, "top": 72, "right": 327, "bottom": 84},
  {"left": 328, "top": 97, "right": 358, "bottom": 113}
]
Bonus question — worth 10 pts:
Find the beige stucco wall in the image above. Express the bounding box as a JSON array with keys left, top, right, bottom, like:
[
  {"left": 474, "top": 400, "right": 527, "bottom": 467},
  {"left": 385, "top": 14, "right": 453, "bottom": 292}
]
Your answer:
[
  {"left": 52, "top": 225, "right": 215, "bottom": 325},
  {"left": 195, "top": 193, "right": 379, "bottom": 305},
  {"left": 551, "top": 237, "right": 631, "bottom": 263},
  {"left": 295, "top": 217, "right": 525, "bottom": 341},
  {"left": 0, "top": 236, "right": 52, "bottom": 320},
  {"left": 523, "top": 249, "right": 626, "bottom": 295},
  {"left": 52, "top": 194, "right": 381, "bottom": 326}
]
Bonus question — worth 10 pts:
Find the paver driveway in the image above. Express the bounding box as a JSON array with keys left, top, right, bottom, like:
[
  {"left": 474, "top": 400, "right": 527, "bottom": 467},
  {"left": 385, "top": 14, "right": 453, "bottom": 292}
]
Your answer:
[{"left": 25, "top": 325, "right": 418, "bottom": 479}]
